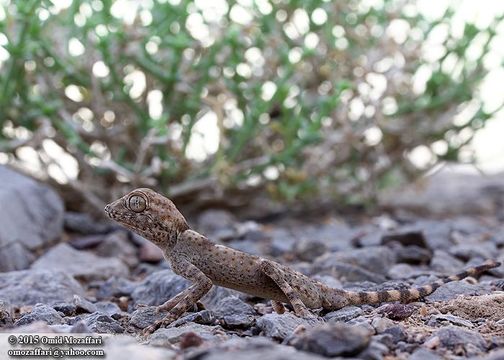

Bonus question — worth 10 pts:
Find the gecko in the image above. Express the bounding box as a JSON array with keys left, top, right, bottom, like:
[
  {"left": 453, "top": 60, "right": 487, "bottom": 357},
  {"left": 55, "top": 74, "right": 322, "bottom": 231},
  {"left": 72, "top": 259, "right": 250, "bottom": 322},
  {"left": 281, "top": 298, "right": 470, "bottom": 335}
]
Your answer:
[{"left": 104, "top": 188, "right": 501, "bottom": 335}]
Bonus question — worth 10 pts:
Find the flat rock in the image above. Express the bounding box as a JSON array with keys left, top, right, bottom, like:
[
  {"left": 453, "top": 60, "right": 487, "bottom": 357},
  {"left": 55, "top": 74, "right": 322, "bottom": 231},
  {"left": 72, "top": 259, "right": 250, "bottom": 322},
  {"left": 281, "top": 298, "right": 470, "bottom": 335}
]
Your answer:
[
  {"left": 410, "top": 348, "right": 443, "bottom": 360},
  {"left": 290, "top": 322, "right": 372, "bottom": 357},
  {"left": 131, "top": 270, "right": 190, "bottom": 306},
  {"left": 15, "top": 304, "right": 63, "bottom": 326},
  {"left": 425, "top": 281, "right": 489, "bottom": 302},
  {"left": 83, "top": 312, "right": 124, "bottom": 334},
  {"left": 0, "top": 269, "right": 85, "bottom": 306},
  {"left": 147, "top": 323, "right": 224, "bottom": 346},
  {"left": 256, "top": 313, "right": 320, "bottom": 340},
  {"left": 325, "top": 306, "right": 363, "bottom": 323},
  {"left": 430, "top": 326, "right": 487, "bottom": 354},
  {"left": 129, "top": 306, "right": 165, "bottom": 329},
  {"left": 31, "top": 243, "right": 128, "bottom": 281},
  {"left": 212, "top": 296, "right": 256, "bottom": 327},
  {"left": 0, "top": 165, "right": 64, "bottom": 271},
  {"left": 203, "top": 343, "right": 326, "bottom": 360}
]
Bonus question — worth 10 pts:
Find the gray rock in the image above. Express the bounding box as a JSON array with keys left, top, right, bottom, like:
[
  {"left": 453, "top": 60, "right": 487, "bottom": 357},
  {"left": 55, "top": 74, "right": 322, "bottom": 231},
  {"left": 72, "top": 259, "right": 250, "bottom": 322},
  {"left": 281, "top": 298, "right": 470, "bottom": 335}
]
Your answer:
[
  {"left": 52, "top": 303, "right": 77, "bottom": 316},
  {"left": 212, "top": 296, "right": 256, "bottom": 327},
  {"left": 31, "top": 243, "right": 128, "bottom": 281},
  {"left": 293, "top": 239, "right": 328, "bottom": 262},
  {"left": 0, "top": 166, "right": 64, "bottom": 271},
  {"left": 377, "top": 303, "right": 415, "bottom": 320},
  {"left": 73, "top": 295, "right": 97, "bottom": 314},
  {"left": 202, "top": 286, "right": 244, "bottom": 310},
  {"left": 371, "top": 317, "right": 395, "bottom": 333},
  {"left": 95, "top": 230, "right": 138, "bottom": 267},
  {"left": 147, "top": 323, "right": 223, "bottom": 346},
  {"left": 394, "top": 245, "right": 432, "bottom": 264},
  {"left": 83, "top": 312, "right": 124, "bottom": 334},
  {"left": 0, "top": 300, "right": 13, "bottom": 327},
  {"left": 129, "top": 306, "right": 166, "bottom": 329},
  {"left": 64, "top": 211, "right": 112, "bottom": 235},
  {"left": 96, "top": 276, "right": 135, "bottom": 300},
  {"left": 131, "top": 270, "right": 190, "bottom": 306},
  {"left": 410, "top": 348, "right": 443, "bottom": 360},
  {"left": 290, "top": 322, "right": 372, "bottom": 357},
  {"left": 430, "top": 326, "right": 487, "bottom": 353},
  {"left": 256, "top": 313, "right": 319, "bottom": 340},
  {"left": 449, "top": 242, "right": 498, "bottom": 262},
  {"left": 105, "top": 335, "right": 176, "bottom": 360},
  {"left": 480, "top": 349, "right": 504, "bottom": 360},
  {"left": 170, "top": 310, "right": 215, "bottom": 327},
  {"left": 325, "top": 306, "right": 363, "bottom": 323},
  {"left": 0, "top": 270, "right": 85, "bottom": 306},
  {"left": 314, "top": 246, "right": 396, "bottom": 276},
  {"left": 197, "top": 209, "right": 237, "bottom": 240},
  {"left": 15, "top": 304, "right": 63, "bottom": 326},
  {"left": 95, "top": 302, "right": 122, "bottom": 317},
  {"left": 382, "top": 230, "right": 428, "bottom": 248},
  {"left": 425, "top": 281, "right": 488, "bottom": 302},
  {"left": 427, "top": 314, "right": 473, "bottom": 328},
  {"left": 204, "top": 343, "right": 326, "bottom": 360},
  {"left": 431, "top": 250, "right": 465, "bottom": 273},
  {"left": 315, "top": 261, "right": 387, "bottom": 283}
]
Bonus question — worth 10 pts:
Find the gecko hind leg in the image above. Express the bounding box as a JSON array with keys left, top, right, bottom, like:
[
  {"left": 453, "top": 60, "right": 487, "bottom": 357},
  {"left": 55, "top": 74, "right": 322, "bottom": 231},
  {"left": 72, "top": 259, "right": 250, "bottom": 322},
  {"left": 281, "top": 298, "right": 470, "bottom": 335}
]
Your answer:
[
  {"left": 271, "top": 300, "right": 286, "bottom": 314},
  {"left": 260, "top": 260, "right": 313, "bottom": 318}
]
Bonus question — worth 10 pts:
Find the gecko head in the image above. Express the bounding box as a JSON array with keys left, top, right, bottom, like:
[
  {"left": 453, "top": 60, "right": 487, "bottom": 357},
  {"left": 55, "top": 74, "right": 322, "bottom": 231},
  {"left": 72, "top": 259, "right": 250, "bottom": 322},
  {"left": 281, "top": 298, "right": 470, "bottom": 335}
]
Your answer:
[{"left": 104, "top": 188, "right": 189, "bottom": 245}]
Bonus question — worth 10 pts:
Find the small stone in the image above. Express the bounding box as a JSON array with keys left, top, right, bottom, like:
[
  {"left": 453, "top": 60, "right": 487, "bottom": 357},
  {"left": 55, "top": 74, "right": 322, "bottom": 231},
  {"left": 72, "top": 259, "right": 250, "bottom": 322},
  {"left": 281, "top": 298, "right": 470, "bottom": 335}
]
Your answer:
[
  {"left": 105, "top": 335, "right": 176, "bottom": 359},
  {"left": 315, "top": 262, "right": 387, "bottom": 283},
  {"left": 94, "top": 302, "right": 122, "bottom": 317},
  {"left": 95, "top": 231, "right": 138, "bottom": 267},
  {"left": 179, "top": 331, "right": 204, "bottom": 349},
  {"left": 130, "top": 306, "right": 166, "bottom": 329},
  {"left": 410, "top": 348, "right": 443, "bottom": 360},
  {"left": 371, "top": 317, "right": 395, "bottom": 333},
  {"left": 52, "top": 303, "right": 77, "bottom": 316},
  {"left": 147, "top": 323, "right": 223, "bottom": 346},
  {"left": 31, "top": 243, "right": 128, "bottom": 281},
  {"left": 70, "top": 320, "right": 91, "bottom": 333},
  {"left": 449, "top": 243, "right": 498, "bottom": 262},
  {"left": 0, "top": 300, "right": 13, "bottom": 327},
  {"left": 290, "top": 322, "right": 372, "bottom": 357},
  {"left": 96, "top": 276, "right": 135, "bottom": 300},
  {"left": 382, "top": 325, "right": 407, "bottom": 342},
  {"left": 256, "top": 313, "right": 320, "bottom": 340},
  {"left": 15, "top": 304, "right": 63, "bottom": 326},
  {"left": 170, "top": 310, "right": 215, "bottom": 327},
  {"left": 64, "top": 211, "right": 111, "bottom": 235},
  {"left": 73, "top": 295, "right": 97, "bottom": 314},
  {"left": 325, "top": 306, "right": 363, "bottom": 323},
  {"left": 68, "top": 234, "right": 104, "bottom": 249},
  {"left": 427, "top": 314, "right": 473, "bottom": 328},
  {"left": 294, "top": 239, "right": 328, "bottom": 262},
  {"left": 212, "top": 296, "right": 256, "bottom": 327},
  {"left": 430, "top": 326, "right": 487, "bottom": 353},
  {"left": 83, "top": 312, "right": 124, "bottom": 334},
  {"left": 378, "top": 303, "right": 415, "bottom": 320},
  {"left": 382, "top": 230, "right": 428, "bottom": 248},
  {"left": 431, "top": 250, "right": 465, "bottom": 273}
]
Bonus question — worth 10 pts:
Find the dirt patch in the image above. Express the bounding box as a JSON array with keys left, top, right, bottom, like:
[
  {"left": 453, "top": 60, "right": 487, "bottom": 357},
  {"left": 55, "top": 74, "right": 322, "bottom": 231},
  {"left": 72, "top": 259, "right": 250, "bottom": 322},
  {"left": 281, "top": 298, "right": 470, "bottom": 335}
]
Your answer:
[{"left": 437, "top": 293, "right": 504, "bottom": 322}]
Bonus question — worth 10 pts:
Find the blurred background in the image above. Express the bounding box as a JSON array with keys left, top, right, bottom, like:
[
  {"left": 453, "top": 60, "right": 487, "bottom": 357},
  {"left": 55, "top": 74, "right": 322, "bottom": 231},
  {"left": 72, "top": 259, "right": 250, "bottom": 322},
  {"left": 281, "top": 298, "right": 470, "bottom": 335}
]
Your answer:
[{"left": 1, "top": 0, "right": 503, "bottom": 214}]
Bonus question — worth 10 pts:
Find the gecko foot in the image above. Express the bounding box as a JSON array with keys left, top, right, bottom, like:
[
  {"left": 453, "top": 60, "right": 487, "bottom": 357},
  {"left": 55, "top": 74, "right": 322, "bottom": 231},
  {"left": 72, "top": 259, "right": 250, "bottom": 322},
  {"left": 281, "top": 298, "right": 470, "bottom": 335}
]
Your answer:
[{"left": 142, "top": 314, "right": 177, "bottom": 336}]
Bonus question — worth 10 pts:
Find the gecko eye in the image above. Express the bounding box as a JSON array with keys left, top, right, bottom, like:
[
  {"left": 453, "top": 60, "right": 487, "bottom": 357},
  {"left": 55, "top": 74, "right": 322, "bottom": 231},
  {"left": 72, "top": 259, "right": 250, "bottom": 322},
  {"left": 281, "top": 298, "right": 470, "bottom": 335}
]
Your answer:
[{"left": 129, "top": 195, "right": 147, "bottom": 212}]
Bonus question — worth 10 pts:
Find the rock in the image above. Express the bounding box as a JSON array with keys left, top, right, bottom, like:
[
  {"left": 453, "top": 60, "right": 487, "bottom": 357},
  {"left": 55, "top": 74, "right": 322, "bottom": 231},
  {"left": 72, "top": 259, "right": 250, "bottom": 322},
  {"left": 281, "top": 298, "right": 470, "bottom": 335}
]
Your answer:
[
  {"left": 197, "top": 209, "right": 237, "bottom": 240},
  {"left": 0, "top": 270, "right": 85, "bottom": 306},
  {"left": 5, "top": 320, "right": 59, "bottom": 333},
  {"left": 105, "top": 335, "right": 176, "bottom": 359},
  {"left": 147, "top": 323, "right": 223, "bottom": 346},
  {"left": 95, "top": 231, "right": 138, "bottom": 267},
  {"left": 68, "top": 234, "right": 105, "bottom": 249},
  {"left": 382, "top": 230, "right": 428, "bottom": 248},
  {"left": 131, "top": 270, "right": 190, "bottom": 306},
  {"left": 73, "top": 295, "right": 97, "bottom": 314},
  {"left": 371, "top": 317, "right": 395, "bottom": 333},
  {"left": 95, "top": 302, "right": 122, "bottom": 317},
  {"left": 31, "top": 243, "right": 128, "bottom": 281},
  {"left": 256, "top": 313, "right": 319, "bottom": 340},
  {"left": 382, "top": 325, "right": 407, "bottom": 343},
  {"left": 427, "top": 314, "right": 473, "bottom": 328},
  {"left": 377, "top": 303, "right": 415, "bottom": 320},
  {"left": 96, "top": 276, "right": 135, "bottom": 300},
  {"left": 0, "top": 300, "right": 13, "bottom": 327},
  {"left": 481, "top": 349, "right": 504, "bottom": 360},
  {"left": 129, "top": 306, "right": 166, "bottom": 329},
  {"left": 314, "top": 261, "right": 387, "bottom": 283},
  {"left": 15, "top": 304, "right": 63, "bottom": 326},
  {"left": 268, "top": 228, "right": 298, "bottom": 256},
  {"left": 64, "top": 211, "right": 112, "bottom": 235},
  {"left": 83, "top": 312, "right": 124, "bottom": 334},
  {"left": 430, "top": 326, "right": 487, "bottom": 353},
  {"left": 314, "top": 246, "right": 396, "bottom": 276},
  {"left": 171, "top": 310, "right": 216, "bottom": 327},
  {"left": 431, "top": 250, "right": 465, "bottom": 273},
  {"left": 212, "top": 296, "right": 256, "bottom": 327},
  {"left": 293, "top": 239, "right": 328, "bottom": 262},
  {"left": 387, "top": 263, "right": 420, "bottom": 280},
  {"left": 449, "top": 243, "right": 498, "bottom": 262},
  {"left": 139, "top": 241, "right": 164, "bottom": 262},
  {"left": 290, "top": 323, "right": 372, "bottom": 357},
  {"left": 325, "top": 306, "right": 363, "bottom": 323},
  {"left": 394, "top": 245, "right": 432, "bottom": 264},
  {"left": 425, "top": 281, "right": 489, "bottom": 302},
  {"left": 52, "top": 303, "right": 77, "bottom": 316},
  {"left": 410, "top": 348, "right": 443, "bottom": 360},
  {"left": 0, "top": 165, "right": 64, "bottom": 271}
]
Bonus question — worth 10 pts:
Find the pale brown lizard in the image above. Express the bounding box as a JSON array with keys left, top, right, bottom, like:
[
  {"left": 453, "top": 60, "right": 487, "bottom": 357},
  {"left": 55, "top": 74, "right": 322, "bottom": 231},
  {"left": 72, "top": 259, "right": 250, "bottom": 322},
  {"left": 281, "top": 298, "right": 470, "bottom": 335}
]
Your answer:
[{"left": 104, "top": 188, "right": 501, "bottom": 335}]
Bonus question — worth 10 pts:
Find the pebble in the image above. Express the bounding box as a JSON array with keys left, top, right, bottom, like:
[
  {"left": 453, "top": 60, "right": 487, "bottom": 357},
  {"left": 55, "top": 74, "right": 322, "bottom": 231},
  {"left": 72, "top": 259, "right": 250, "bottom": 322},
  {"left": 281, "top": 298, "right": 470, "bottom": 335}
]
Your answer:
[
  {"left": 15, "top": 304, "right": 63, "bottom": 326},
  {"left": 83, "top": 312, "right": 124, "bottom": 334},
  {"left": 256, "top": 313, "right": 319, "bottom": 340}
]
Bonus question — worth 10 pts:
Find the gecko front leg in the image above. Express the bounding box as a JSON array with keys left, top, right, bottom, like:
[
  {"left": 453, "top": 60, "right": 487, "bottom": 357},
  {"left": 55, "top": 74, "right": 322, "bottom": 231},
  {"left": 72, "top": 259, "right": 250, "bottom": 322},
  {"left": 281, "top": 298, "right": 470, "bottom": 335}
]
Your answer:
[{"left": 143, "top": 258, "right": 213, "bottom": 335}]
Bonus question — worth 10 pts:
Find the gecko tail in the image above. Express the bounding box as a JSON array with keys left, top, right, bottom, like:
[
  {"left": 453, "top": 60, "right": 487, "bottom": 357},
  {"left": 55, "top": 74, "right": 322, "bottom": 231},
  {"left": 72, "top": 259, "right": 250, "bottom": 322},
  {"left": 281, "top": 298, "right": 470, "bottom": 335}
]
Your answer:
[{"left": 345, "top": 259, "right": 500, "bottom": 306}]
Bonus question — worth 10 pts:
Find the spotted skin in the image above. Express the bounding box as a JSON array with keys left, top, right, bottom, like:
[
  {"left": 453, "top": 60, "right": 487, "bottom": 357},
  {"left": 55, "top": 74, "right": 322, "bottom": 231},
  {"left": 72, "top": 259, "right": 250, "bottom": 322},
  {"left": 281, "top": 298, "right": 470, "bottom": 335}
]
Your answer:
[{"left": 105, "top": 188, "right": 501, "bottom": 335}]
